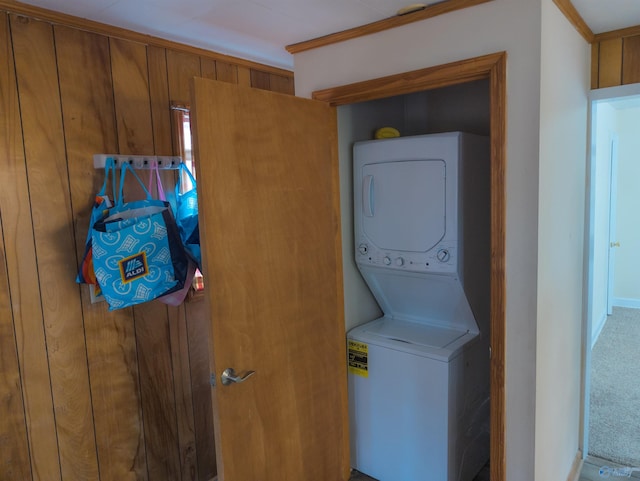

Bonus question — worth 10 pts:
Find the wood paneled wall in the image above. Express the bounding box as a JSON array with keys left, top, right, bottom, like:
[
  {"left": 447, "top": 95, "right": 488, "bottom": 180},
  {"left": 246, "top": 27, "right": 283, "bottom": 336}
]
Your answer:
[
  {"left": 0, "top": 8, "right": 293, "bottom": 481},
  {"left": 591, "top": 28, "right": 640, "bottom": 88}
]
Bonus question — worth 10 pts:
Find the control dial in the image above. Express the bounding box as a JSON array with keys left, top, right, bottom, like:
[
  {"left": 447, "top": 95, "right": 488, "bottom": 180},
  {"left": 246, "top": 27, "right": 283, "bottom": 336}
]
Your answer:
[
  {"left": 383, "top": 256, "right": 391, "bottom": 265},
  {"left": 436, "top": 249, "right": 450, "bottom": 263},
  {"left": 358, "top": 243, "right": 368, "bottom": 255},
  {"left": 395, "top": 257, "right": 404, "bottom": 266}
]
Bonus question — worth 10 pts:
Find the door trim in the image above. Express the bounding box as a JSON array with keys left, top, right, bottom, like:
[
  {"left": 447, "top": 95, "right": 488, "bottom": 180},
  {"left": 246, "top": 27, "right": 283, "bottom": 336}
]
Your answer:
[
  {"left": 312, "top": 51, "right": 507, "bottom": 481},
  {"left": 606, "top": 135, "right": 618, "bottom": 316}
]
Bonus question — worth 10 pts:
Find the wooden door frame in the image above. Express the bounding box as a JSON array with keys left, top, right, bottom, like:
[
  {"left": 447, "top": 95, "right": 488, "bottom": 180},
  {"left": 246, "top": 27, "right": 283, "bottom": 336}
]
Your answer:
[{"left": 313, "top": 51, "right": 507, "bottom": 481}]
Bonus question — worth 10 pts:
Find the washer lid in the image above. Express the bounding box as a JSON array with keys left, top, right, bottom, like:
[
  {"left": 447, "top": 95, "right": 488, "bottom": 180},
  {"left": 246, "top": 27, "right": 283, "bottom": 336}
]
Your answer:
[
  {"left": 348, "top": 317, "right": 479, "bottom": 362},
  {"left": 365, "top": 318, "right": 467, "bottom": 348}
]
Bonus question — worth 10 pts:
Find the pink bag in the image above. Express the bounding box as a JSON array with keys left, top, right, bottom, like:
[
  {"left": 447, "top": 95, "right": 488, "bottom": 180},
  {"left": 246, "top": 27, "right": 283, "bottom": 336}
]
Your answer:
[
  {"left": 158, "top": 259, "right": 197, "bottom": 306},
  {"left": 148, "top": 161, "right": 197, "bottom": 306}
]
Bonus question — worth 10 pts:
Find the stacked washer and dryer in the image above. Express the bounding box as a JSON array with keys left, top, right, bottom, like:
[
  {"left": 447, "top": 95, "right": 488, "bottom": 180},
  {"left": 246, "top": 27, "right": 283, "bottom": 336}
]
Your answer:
[{"left": 348, "top": 132, "right": 491, "bottom": 481}]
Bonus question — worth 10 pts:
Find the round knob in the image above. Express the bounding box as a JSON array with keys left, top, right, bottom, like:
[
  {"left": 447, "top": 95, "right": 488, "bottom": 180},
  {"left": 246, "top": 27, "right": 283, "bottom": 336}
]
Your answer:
[
  {"left": 383, "top": 256, "right": 391, "bottom": 265},
  {"left": 358, "top": 243, "right": 368, "bottom": 255},
  {"left": 436, "top": 249, "right": 450, "bottom": 262},
  {"left": 395, "top": 257, "right": 404, "bottom": 266}
]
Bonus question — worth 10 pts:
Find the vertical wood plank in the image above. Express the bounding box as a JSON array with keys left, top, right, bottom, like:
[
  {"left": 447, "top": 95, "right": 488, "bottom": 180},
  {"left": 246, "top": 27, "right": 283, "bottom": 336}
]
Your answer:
[
  {"left": 214, "top": 61, "right": 238, "bottom": 84},
  {"left": 185, "top": 300, "right": 217, "bottom": 481},
  {"left": 0, "top": 12, "right": 51, "bottom": 481},
  {"left": 598, "top": 38, "right": 623, "bottom": 88},
  {"left": 11, "top": 15, "right": 99, "bottom": 481},
  {"left": 200, "top": 58, "right": 217, "bottom": 80},
  {"left": 250, "top": 69, "right": 270, "bottom": 90},
  {"left": 0, "top": 23, "right": 32, "bottom": 471},
  {"left": 591, "top": 43, "right": 600, "bottom": 89},
  {"left": 168, "top": 305, "right": 198, "bottom": 481},
  {"left": 54, "top": 25, "right": 148, "bottom": 481},
  {"left": 146, "top": 45, "right": 179, "bottom": 230},
  {"left": 110, "top": 36, "right": 183, "bottom": 481},
  {"left": 146, "top": 45, "right": 177, "bottom": 249},
  {"left": 16, "top": 16, "right": 101, "bottom": 479},
  {"left": 237, "top": 65, "right": 251, "bottom": 86},
  {"left": 147, "top": 46, "right": 173, "bottom": 156},
  {"left": 0, "top": 13, "right": 59, "bottom": 481},
  {"left": 622, "top": 35, "right": 640, "bottom": 85},
  {"left": 0, "top": 215, "right": 32, "bottom": 481},
  {"left": 110, "top": 38, "right": 155, "bottom": 155},
  {"left": 166, "top": 49, "right": 201, "bottom": 103},
  {"left": 134, "top": 303, "right": 182, "bottom": 481},
  {"left": 269, "top": 74, "right": 295, "bottom": 95}
]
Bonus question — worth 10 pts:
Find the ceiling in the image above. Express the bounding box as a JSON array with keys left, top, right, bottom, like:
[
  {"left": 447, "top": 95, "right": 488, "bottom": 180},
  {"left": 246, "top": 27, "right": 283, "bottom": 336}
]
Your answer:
[{"left": 15, "top": 0, "right": 640, "bottom": 70}]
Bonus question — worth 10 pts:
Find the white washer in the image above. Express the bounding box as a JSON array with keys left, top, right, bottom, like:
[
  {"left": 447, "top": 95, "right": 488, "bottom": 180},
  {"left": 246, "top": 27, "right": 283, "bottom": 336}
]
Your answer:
[
  {"left": 349, "top": 132, "right": 490, "bottom": 481},
  {"left": 348, "top": 317, "right": 489, "bottom": 481}
]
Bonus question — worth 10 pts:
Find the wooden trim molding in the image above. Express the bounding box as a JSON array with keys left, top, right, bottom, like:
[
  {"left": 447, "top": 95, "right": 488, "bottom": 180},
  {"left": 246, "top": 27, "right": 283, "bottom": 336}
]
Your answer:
[
  {"left": 313, "top": 52, "right": 504, "bottom": 105},
  {"left": 0, "top": 0, "right": 292, "bottom": 76},
  {"left": 552, "top": 0, "right": 595, "bottom": 43},
  {"left": 594, "top": 24, "right": 640, "bottom": 43},
  {"left": 286, "top": 0, "right": 493, "bottom": 54},
  {"left": 312, "top": 51, "right": 507, "bottom": 481},
  {"left": 489, "top": 51, "right": 507, "bottom": 481}
]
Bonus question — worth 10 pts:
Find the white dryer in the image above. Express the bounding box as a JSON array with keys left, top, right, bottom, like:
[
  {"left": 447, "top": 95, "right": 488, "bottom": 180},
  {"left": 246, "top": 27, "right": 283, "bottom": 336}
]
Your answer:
[{"left": 348, "top": 132, "right": 490, "bottom": 481}]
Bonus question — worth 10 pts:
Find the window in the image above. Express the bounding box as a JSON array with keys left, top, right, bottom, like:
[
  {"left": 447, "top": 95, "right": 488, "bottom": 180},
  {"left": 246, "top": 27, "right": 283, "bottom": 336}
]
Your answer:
[{"left": 172, "top": 103, "right": 204, "bottom": 294}]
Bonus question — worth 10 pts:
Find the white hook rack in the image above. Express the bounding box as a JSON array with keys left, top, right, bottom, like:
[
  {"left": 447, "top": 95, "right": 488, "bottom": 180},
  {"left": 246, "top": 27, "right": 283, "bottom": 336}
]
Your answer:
[{"left": 93, "top": 154, "right": 182, "bottom": 170}]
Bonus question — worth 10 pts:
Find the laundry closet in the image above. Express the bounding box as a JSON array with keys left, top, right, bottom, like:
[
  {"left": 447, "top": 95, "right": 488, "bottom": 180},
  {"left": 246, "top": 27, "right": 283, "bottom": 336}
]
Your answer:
[{"left": 336, "top": 78, "right": 492, "bottom": 481}]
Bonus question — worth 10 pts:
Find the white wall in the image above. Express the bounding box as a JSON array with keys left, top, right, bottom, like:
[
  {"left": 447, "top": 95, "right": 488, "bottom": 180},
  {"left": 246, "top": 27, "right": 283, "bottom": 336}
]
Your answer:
[
  {"left": 535, "top": 0, "right": 590, "bottom": 479},
  {"left": 293, "top": 0, "right": 543, "bottom": 478},
  {"left": 591, "top": 102, "right": 617, "bottom": 340},
  {"left": 613, "top": 106, "right": 640, "bottom": 305}
]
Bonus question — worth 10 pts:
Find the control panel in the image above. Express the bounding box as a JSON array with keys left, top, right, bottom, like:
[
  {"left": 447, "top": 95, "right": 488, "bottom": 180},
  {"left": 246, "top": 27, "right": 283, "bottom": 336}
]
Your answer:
[{"left": 355, "top": 240, "right": 457, "bottom": 274}]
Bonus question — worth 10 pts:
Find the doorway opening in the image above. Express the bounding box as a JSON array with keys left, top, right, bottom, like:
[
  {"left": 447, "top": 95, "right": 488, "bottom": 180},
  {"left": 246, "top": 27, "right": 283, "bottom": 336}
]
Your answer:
[
  {"left": 313, "top": 51, "right": 506, "bottom": 481},
  {"left": 581, "top": 83, "right": 640, "bottom": 478}
]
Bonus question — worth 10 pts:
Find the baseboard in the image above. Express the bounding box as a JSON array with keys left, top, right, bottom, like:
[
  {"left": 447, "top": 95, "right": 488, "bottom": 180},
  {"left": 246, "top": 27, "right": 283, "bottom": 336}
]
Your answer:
[
  {"left": 613, "top": 298, "right": 640, "bottom": 309},
  {"left": 567, "top": 451, "right": 584, "bottom": 481},
  {"left": 591, "top": 311, "right": 607, "bottom": 348}
]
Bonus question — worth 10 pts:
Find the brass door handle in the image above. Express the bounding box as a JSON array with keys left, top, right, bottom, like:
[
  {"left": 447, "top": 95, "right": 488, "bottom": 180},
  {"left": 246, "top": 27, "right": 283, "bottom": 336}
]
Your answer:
[{"left": 611, "top": 242, "right": 620, "bottom": 248}]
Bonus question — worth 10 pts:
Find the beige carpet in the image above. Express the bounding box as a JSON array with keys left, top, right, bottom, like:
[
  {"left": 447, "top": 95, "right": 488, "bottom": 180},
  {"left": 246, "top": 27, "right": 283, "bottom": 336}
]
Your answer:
[
  {"left": 350, "top": 461, "right": 490, "bottom": 480},
  {"left": 589, "top": 307, "right": 640, "bottom": 467}
]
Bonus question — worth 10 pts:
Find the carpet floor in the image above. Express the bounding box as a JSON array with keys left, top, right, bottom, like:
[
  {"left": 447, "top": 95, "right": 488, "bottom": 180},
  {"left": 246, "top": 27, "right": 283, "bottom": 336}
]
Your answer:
[
  {"left": 350, "top": 461, "right": 490, "bottom": 481},
  {"left": 588, "top": 307, "right": 640, "bottom": 467},
  {"left": 580, "top": 455, "right": 640, "bottom": 480}
]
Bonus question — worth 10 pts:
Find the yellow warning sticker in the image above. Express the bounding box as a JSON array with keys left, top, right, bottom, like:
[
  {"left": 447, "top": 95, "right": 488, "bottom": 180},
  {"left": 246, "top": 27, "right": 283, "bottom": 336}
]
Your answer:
[{"left": 348, "top": 340, "right": 368, "bottom": 378}]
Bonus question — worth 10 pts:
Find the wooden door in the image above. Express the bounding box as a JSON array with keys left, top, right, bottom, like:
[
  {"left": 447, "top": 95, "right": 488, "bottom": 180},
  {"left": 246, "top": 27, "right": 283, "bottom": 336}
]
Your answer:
[{"left": 191, "top": 77, "right": 349, "bottom": 481}]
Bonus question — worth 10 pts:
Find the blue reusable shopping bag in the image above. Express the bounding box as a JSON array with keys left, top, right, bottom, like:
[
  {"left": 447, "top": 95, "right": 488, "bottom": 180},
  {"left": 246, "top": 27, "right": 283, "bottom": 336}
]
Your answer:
[
  {"left": 175, "top": 163, "right": 200, "bottom": 269},
  {"left": 76, "top": 157, "right": 115, "bottom": 285},
  {"left": 91, "top": 163, "right": 189, "bottom": 310},
  {"left": 147, "top": 161, "right": 197, "bottom": 307}
]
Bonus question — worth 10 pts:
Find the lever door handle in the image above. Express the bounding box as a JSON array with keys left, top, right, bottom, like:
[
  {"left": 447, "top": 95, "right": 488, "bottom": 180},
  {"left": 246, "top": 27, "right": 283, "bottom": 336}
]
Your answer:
[
  {"left": 611, "top": 241, "right": 620, "bottom": 248},
  {"left": 221, "top": 368, "right": 255, "bottom": 386}
]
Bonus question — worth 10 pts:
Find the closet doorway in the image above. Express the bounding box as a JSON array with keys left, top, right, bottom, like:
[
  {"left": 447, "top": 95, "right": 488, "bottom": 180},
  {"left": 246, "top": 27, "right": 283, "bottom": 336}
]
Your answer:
[{"left": 313, "top": 51, "right": 506, "bottom": 481}]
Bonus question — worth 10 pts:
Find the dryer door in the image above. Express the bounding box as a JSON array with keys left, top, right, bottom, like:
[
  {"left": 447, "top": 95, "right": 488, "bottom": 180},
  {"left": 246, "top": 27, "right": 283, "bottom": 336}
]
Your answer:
[{"left": 360, "top": 159, "right": 445, "bottom": 252}]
